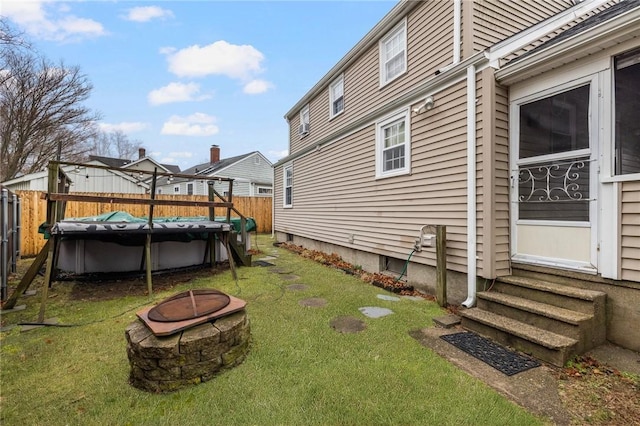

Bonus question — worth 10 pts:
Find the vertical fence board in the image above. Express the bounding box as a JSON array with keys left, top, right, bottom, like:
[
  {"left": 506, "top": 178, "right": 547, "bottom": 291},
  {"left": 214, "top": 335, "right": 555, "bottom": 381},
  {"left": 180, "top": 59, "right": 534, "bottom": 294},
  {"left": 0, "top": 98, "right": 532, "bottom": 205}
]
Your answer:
[{"left": 15, "top": 191, "right": 272, "bottom": 257}]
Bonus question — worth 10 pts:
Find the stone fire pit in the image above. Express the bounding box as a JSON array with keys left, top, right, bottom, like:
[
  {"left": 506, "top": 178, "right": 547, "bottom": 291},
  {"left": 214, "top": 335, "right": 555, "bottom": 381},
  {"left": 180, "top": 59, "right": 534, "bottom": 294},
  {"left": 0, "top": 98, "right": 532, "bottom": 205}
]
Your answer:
[{"left": 125, "top": 310, "right": 250, "bottom": 393}]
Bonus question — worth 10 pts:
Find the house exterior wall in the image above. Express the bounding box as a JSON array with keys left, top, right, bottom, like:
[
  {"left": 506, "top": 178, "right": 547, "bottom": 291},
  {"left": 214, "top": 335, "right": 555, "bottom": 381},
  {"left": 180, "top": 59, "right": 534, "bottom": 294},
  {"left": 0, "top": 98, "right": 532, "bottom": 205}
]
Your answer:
[
  {"left": 621, "top": 180, "right": 640, "bottom": 281},
  {"left": 288, "top": 0, "right": 453, "bottom": 157},
  {"left": 468, "top": 0, "right": 573, "bottom": 54},
  {"left": 2, "top": 168, "right": 147, "bottom": 194}
]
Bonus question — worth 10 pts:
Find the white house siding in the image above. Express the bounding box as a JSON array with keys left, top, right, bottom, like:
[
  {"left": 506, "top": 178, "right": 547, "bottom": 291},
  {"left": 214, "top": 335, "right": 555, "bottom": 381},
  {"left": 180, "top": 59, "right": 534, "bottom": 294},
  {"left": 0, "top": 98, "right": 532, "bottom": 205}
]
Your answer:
[
  {"left": 66, "top": 167, "right": 146, "bottom": 194},
  {"left": 471, "top": 0, "right": 573, "bottom": 53},
  {"left": 621, "top": 180, "right": 640, "bottom": 281},
  {"left": 288, "top": 0, "right": 453, "bottom": 157}
]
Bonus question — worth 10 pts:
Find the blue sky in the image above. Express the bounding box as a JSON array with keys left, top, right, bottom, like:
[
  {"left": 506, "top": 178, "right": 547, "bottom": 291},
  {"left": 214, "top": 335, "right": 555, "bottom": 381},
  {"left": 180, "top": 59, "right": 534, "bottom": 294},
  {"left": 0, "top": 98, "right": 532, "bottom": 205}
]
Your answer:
[{"left": 2, "top": 0, "right": 397, "bottom": 169}]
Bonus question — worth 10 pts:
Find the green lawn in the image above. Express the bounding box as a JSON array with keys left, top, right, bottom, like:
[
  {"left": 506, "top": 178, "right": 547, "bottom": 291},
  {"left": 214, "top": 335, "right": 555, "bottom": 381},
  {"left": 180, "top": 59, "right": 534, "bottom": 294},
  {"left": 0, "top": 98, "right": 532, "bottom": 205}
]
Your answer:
[{"left": 0, "top": 235, "right": 544, "bottom": 425}]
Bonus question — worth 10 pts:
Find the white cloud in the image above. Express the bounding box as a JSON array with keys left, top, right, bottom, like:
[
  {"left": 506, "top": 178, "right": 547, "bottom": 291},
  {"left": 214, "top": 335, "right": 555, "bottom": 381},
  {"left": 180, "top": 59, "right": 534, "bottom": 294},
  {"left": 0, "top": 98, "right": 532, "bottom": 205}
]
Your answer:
[
  {"left": 165, "top": 41, "right": 264, "bottom": 80},
  {"left": 167, "top": 151, "right": 193, "bottom": 158},
  {"left": 161, "top": 113, "right": 219, "bottom": 136},
  {"left": 269, "top": 149, "right": 289, "bottom": 161},
  {"left": 2, "top": 0, "right": 106, "bottom": 42},
  {"left": 148, "top": 82, "right": 211, "bottom": 105},
  {"left": 243, "top": 79, "right": 274, "bottom": 95},
  {"left": 124, "top": 6, "right": 174, "bottom": 23},
  {"left": 99, "top": 122, "right": 148, "bottom": 133}
]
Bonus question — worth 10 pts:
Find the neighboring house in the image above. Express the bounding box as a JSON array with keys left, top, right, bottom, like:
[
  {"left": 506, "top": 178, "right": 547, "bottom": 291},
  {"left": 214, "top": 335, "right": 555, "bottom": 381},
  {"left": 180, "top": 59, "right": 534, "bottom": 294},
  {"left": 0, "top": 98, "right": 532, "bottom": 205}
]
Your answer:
[
  {"left": 156, "top": 145, "right": 273, "bottom": 197},
  {"left": 2, "top": 148, "right": 180, "bottom": 194},
  {"left": 273, "top": 0, "right": 640, "bottom": 360}
]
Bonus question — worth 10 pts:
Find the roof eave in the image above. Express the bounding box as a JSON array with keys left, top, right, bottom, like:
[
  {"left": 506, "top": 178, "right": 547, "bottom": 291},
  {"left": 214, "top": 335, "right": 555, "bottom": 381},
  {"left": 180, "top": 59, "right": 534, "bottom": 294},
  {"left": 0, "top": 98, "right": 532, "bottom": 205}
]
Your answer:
[{"left": 496, "top": 6, "right": 640, "bottom": 85}]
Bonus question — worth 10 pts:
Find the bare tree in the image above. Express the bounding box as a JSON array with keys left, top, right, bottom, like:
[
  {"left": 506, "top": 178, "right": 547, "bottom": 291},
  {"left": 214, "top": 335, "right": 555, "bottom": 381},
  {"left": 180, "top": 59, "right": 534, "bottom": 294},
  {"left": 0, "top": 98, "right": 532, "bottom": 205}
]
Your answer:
[
  {"left": 0, "top": 24, "right": 100, "bottom": 182},
  {"left": 88, "top": 130, "right": 143, "bottom": 160}
]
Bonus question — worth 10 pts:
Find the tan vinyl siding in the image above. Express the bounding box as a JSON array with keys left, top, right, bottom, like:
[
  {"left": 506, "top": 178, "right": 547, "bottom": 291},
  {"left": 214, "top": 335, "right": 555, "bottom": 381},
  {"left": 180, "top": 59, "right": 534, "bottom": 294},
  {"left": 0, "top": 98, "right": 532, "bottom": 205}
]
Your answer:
[
  {"left": 494, "top": 82, "right": 511, "bottom": 275},
  {"left": 287, "top": 0, "right": 453, "bottom": 157},
  {"left": 278, "top": 81, "right": 471, "bottom": 274},
  {"left": 621, "top": 181, "right": 640, "bottom": 281},
  {"left": 471, "top": 0, "right": 573, "bottom": 53}
]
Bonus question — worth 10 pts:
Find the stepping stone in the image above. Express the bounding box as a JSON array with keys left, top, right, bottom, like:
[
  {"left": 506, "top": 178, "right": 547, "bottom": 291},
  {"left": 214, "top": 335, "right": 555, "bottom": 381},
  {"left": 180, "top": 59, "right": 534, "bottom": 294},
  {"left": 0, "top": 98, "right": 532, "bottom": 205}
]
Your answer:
[
  {"left": 433, "top": 314, "right": 461, "bottom": 329},
  {"left": 377, "top": 294, "right": 401, "bottom": 302},
  {"left": 299, "top": 298, "right": 327, "bottom": 308},
  {"left": 359, "top": 307, "right": 394, "bottom": 318},
  {"left": 21, "top": 317, "right": 59, "bottom": 332},
  {"left": 259, "top": 256, "right": 277, "bottom": 261},
  {"left": 280, "top": 274, "right": 300, "bottom": 281},
  {"left": 286, "top": 284, "right": 309, "bottom": 291},
  {"left": 270, "top": 268, "right": 293, "bottom": 274},
  {"left": 0, "top": 304, "right": 26, "bottom": 314},
  {"left": 330, "top": 316, "right": 366, "bottom": 333}
]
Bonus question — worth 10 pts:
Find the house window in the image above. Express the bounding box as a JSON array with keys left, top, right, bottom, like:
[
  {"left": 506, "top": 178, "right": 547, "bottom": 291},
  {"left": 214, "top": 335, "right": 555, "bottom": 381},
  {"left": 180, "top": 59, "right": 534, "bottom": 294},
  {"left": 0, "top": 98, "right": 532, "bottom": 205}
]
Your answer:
[
  {"left": 376, "top": 110, "right": 410, "bottom": 178},
  {"left": 299, "top": 105, "right": 310, "bottom": 137},
  {"left": 173, "top": 185, "right": 180, "bottom": 194},
  {"left": 516, "top": 84, "right": 591, "bottom": 221},
  {"left": 187, "top": 182, "right": 193, "bottom": 195},
  {"left": 257, "top": 187, "right": 272, "bottom": 195},
  {"left": 614, "top": 47, "right": 640, "bottom": 175},
  {"left": 329, "top": 75, "right": 344, "bottom": 119},
  {"left": 283, "top": 165, "right": 293, "bottom": 208},
  {"left": 379, "top": 19, "right": 407, "bottom": 87},
  {"left": 254, "top": 156, "right": 261, "bottom": 165}
]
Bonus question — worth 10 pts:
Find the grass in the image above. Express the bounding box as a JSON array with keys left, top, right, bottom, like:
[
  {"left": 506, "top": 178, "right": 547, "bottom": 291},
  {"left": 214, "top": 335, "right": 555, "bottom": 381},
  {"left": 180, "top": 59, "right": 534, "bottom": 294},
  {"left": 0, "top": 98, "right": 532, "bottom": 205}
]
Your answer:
[{"left": 0, "top": 235, "right": 544, "bottom": 426}]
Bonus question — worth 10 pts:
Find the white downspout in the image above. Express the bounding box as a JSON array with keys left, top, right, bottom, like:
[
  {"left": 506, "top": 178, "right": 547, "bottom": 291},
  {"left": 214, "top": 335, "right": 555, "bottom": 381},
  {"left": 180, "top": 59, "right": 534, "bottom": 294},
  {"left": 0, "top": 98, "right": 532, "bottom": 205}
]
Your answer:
[
  {"left": 462, "top": 64, "right": 477, "bottom": 308},
  {"left": 271, "top": 166, "right": 275, "bottom": 238},
  {"left": 453, "top": 0, "right": 461, "bottom": 64}
]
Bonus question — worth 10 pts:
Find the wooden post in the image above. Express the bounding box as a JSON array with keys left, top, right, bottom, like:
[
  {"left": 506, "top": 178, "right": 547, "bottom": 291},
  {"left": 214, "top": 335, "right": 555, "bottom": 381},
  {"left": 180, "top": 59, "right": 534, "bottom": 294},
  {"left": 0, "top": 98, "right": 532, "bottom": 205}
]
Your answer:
[
  {"left": 223, "top": 233, "right": 237, "bottom": 281},
  {"left": 436, "top": 225, "right": 447, "bottom": 307},
  {"left": 37, "top": 235, "right": 57, "bottom": 322},
  {"left": 146, "top": 169, "right": 158, "bottom": 296},
  {"left": 2, "top": 240, "right": 50, "bottom": 309}
]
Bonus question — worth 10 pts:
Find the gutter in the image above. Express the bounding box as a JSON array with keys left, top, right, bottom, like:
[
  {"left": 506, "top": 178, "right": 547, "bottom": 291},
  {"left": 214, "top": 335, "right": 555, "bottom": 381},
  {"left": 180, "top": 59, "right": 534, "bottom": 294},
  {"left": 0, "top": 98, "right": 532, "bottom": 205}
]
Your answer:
[
  {"left": 462, "top": 64, "right": 477, "bottom": 308},
  {"left": 494, "top": 5, "right": 640, "bottom": 83}
]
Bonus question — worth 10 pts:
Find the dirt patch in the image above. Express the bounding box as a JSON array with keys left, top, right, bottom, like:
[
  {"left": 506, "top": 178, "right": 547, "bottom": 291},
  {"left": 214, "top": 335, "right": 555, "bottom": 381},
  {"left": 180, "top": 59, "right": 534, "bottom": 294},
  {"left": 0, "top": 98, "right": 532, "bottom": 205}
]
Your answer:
[
  {"left": 298, "top": 298, "right": 327, "bottom": 308},
  {"left": 555, "top": 356, "right": 640, "bottom": 425}
]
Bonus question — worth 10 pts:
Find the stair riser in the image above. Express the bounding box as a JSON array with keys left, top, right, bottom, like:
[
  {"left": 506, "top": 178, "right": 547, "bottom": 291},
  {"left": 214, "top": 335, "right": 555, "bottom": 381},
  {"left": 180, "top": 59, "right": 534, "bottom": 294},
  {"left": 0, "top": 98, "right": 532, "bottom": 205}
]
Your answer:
[
  {"left": 461, "top": 317, "right": 575, "bottom": 367},
  {"left": 477, "top": 298, "right": 589, "bottom": 352},
  {"left": 492, "top": 282, "right": 596, "bottom": 314}
]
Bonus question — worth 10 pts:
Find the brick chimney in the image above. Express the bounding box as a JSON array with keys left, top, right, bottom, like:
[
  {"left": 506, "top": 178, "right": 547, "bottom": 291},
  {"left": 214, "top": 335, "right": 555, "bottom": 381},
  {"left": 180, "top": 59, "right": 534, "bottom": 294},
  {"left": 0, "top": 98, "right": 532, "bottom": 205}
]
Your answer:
[
  {"left": 210, "top": 145, "right": 220, "bottom": 163},
  {"left": 138, "top": 147, "right": 146, "bottom": 159}
]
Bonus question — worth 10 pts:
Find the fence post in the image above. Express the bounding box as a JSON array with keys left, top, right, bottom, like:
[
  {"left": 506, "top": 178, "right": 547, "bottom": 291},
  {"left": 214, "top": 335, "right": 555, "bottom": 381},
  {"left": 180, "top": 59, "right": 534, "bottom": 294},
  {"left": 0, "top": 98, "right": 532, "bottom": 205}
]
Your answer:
[
  {"left": 1, "top": 188, "right": 8, "bottom": 301},
  {"left": 12, "top": 193, "right": 19, "bottom": 272},
  {"left": 436, "top": 225, "right": 447, "bottom": 307}
]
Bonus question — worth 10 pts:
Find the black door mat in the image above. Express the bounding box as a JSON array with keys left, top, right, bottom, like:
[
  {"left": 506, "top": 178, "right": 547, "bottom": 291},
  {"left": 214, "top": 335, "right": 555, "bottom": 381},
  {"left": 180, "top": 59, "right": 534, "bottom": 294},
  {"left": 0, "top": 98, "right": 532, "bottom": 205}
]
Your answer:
[
  {"left": 253, "top": 260, "right": 275, "bottom": 267},
  {"left": 440, "top": 332, "right": 540, "bottom": 376}
]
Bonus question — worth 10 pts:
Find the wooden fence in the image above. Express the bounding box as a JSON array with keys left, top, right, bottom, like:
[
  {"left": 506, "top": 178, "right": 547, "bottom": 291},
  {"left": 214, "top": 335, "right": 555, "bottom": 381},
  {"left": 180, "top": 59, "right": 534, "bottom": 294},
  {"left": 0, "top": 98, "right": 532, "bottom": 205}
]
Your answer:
[{"left": 15, "top": 191, "right": 272, "bottom": 257}]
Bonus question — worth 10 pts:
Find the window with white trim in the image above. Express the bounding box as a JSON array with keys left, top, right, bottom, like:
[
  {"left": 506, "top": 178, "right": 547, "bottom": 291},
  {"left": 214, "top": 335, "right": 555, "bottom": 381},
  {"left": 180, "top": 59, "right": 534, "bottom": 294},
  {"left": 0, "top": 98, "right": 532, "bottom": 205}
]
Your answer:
[
  {"left": 329, "top": 75, "right": 344, "bottom": 119},
  {"left": 187, "top": 182, "right": 194, "bottom": 195},
  {"left": 298, "top": 105, "right": 310, "bottom": 137},
  {"left": 283, "top": 165, "right": 293, "bottom": 207},
  {"left": 257, "top": 186, "right": 272, "bottom": 195},
  {"left": 173, "top": 185, "right": 180, "bottom": 194},
  {"left": 376, "top": 110, "right": 410, "bottom": 178},
  {"left": 379, "top": 19, "right": 407, "bottom": 87},
  {"left": 614, "top": 47, "right": 640, "bottom": 175}
]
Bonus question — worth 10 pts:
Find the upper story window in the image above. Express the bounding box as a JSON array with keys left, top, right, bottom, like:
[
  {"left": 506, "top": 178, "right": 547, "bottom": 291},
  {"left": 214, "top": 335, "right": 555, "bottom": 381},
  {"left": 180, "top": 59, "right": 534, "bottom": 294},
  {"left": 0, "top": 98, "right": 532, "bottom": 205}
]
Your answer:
[
  {"left": 614, "top": 47, "right": 640, "bottom": 175},
  {"left": 283, "top": 165, "right": 293, "bottom": 207},
  {"left": 187, "top": 182, "right": 194, "bottom": 195},
  {"left": 379, "top": 19, "right": 407, "bottom": 87},
  {"left": 173, "top": 185, "right": 180, "bottom": 194},
  {"left": 298, "top": 105, "right": 310, "bottom": 137},
  {"left": 329, "top": 75, "right": 344, "bottom": 119},
  {"left": 376, "top": 109, "right": 411, "bottom": 178}
]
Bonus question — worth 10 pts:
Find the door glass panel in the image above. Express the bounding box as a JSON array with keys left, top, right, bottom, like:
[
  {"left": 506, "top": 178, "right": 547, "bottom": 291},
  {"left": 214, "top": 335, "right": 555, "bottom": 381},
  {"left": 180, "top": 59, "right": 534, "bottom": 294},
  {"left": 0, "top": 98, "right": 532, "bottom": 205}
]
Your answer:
[
  {"left": 518, "top": 156, "right": 590, "bottom": 221},
  {"left": 519, "top": 85, "right": 590, "bottom": 158}
]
